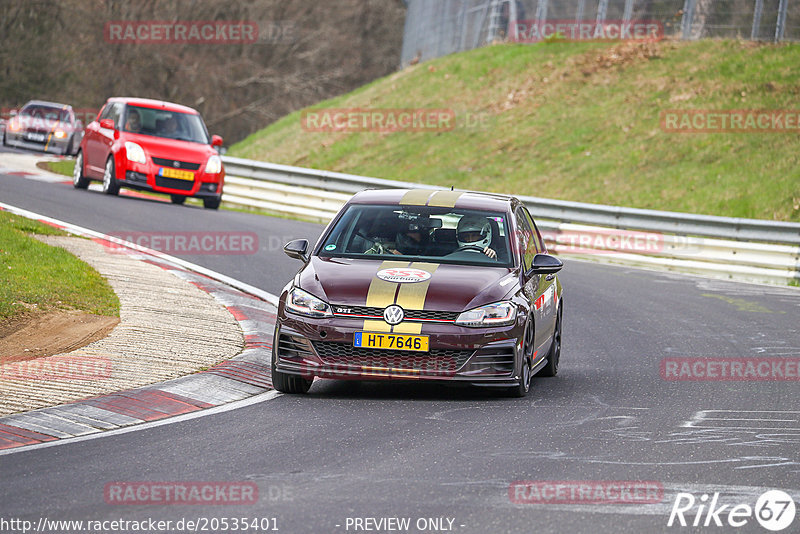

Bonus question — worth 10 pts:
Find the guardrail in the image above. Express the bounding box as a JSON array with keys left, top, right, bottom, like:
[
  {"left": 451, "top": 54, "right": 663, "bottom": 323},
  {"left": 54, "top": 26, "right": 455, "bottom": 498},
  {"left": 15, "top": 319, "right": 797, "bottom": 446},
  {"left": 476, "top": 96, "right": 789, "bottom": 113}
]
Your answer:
[{"left": 221, "top": 156, "right": 800, "bottom": 286}]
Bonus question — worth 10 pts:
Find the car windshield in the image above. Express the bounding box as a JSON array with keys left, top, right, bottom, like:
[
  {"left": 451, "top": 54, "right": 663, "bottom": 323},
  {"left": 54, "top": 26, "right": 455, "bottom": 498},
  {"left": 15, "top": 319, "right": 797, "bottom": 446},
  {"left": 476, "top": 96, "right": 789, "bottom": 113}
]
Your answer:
[
  {"left": 122, "top": 105, "right": 210, "bottom": 144},
  {"left": 318, "top": 204, "right": 513, "bottom": 267},
  {"left": 20, "top": 105, "right": 69, "bottom": 122}
]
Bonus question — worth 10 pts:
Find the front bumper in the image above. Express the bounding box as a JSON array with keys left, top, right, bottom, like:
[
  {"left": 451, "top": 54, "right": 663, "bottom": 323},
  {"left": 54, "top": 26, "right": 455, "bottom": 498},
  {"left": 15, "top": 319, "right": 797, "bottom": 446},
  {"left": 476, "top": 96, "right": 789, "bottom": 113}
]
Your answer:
[
  {"left": 118, "top": 160, "right": 223, "bottom": 199},
  {"left": 274, "top": 311, "right": 526, "bottom": 387},
  {"left": 4, "top": 132, "right": 73, "bottom": 155}
]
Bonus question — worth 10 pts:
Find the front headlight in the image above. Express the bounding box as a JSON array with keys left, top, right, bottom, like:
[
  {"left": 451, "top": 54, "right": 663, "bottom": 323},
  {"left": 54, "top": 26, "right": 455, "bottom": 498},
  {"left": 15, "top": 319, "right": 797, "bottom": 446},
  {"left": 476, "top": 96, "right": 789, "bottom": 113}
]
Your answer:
[
  {"left": 286, "top": 287, "right": 332, "bottom": 318},
  {"left": 455, "top": 301, "right": 517, "bottom": 327},
  {"left": 204, "top": 155, "right": 222, "bottom": 174},
  {"left": 124, "top": 142, "right": 146, "bottom": 164},
  {"left": 53, "top": 130, "right": 68, "bottom": 139}
]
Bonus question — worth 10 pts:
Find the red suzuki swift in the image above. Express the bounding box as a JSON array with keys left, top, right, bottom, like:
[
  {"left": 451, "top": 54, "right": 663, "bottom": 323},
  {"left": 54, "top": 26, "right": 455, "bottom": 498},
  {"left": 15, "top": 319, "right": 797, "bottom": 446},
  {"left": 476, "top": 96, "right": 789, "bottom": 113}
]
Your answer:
[{"left": 73, "top": 97, "right": 225, "bottom": 209}]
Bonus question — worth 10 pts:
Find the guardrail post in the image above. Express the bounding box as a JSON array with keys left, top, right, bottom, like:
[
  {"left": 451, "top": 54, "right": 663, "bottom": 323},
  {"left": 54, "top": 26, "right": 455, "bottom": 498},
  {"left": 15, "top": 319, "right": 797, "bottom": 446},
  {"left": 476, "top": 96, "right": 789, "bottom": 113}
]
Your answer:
[
  {"left": 623, "top": 0, "right": 635, "bottom": 23},
  {"left": 751, "top": 0, "right": 764, "bottom": 40},
  {"left": 681, "top": 0, "right": 697, "bottom": 39},
  {"left": 596, "top": 0, "right": 609, "bottom": 24},
  {"left": 775, "top": 0, "right": 788, "bottom": 41}
]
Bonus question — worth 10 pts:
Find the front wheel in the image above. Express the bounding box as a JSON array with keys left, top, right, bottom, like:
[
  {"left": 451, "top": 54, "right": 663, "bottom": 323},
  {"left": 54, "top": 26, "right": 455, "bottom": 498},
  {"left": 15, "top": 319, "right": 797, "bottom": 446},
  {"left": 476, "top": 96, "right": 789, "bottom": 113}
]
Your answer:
[
  {"left": 203, "top": 196, "right": 221, "bottom": 210},
  {"left": 170, "top": 194, "right": 187, "bottom": 205},
  {"left": 537, "top": 304, "right": 562, "bottom": 377},
  {"left": 72, "top": 151, "right": 89, "bottom": 189},
  {"left": 102, "top": 157, "right": 120, "bottom": 195},
  {"left": 270, "top": 350, "right": 312, "bottom": 395}
]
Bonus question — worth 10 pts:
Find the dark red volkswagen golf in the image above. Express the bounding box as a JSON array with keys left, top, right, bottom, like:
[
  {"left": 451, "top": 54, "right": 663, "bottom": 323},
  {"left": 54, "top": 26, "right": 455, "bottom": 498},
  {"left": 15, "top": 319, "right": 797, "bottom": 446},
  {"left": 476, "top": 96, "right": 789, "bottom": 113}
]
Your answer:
[
  {"left": 73, "top": 97, "right": 224, "bottom": 209},
  {"left": 273, "top": 189, "right": 564, "bottom": 396}
]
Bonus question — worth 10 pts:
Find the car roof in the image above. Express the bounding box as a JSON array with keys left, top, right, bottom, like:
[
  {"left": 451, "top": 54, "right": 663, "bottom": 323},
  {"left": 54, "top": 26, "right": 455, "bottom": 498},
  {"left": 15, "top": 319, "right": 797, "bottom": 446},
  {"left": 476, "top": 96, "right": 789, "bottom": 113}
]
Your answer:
[
  {"left": 22, "top": 100, "right": 73, "bottom": 110},
  {"left": 348, "top": 188, "right": 516, "bottom": 212},
  {"left": 106, "top": 97, "right": 199, "bottom": 115}
]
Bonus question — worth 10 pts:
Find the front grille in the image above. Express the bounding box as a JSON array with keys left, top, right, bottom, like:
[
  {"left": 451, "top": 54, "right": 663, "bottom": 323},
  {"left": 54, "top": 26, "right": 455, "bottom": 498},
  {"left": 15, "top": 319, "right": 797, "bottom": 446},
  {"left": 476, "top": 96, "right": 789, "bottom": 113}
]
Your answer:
[
  {"left": 152, "top": 157, "right": 201, "bottom": 171},
  {"left": 332, "top": 305, "right": 458, "bottom": 322},
  {"left": 312, "top": 341, "right": 472, "bottom": 373},
  {"left": 277, "top": 333, "right": 314, "bottom": 361},
  {"left": 155, "top": 176, "right": 193, "bottom": 191}
]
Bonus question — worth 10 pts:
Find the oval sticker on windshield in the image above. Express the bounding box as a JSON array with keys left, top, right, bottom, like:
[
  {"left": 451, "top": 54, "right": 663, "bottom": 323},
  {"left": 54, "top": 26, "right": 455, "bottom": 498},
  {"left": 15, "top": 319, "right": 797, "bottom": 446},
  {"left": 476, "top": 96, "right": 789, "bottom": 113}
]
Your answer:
[{"left": 376, "top": 268, "right": 432, "bottom": 283}]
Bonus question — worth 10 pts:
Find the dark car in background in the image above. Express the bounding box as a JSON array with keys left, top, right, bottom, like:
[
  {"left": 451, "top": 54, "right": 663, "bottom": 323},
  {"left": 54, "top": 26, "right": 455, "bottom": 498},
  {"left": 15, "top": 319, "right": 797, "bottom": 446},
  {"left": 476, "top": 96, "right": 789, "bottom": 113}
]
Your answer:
[
  {"left": 73, "top": 97, "right": 225, "bottom": 209},
  {"left": 2, "top": 100, "right": 84, "bottom": 155},
  {"left": 273, "top": 188, "right": 564, "bottom": 396}
]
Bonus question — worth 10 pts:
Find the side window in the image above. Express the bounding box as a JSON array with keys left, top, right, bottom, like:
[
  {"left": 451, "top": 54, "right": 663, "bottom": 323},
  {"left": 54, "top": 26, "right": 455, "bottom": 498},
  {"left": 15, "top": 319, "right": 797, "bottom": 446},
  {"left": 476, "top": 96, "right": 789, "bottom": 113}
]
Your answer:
[
  {"left": 97, "top": 104, "right": 112, "bottom": 121},
  {"left": 515, "top": 208, "right": 537, "bottom": 272},
  {"left": 107, "top": 103, "right": 123, "bottom": 127},
  {"left": 522, "top": 207, "right": 546, "bottom": 253}
]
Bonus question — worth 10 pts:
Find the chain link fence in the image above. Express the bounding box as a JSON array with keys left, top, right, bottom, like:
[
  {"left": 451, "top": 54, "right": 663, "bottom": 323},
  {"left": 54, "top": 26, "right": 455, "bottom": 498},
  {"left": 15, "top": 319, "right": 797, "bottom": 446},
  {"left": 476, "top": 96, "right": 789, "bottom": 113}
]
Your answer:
[{"left": 401, "top": 0, "right": 799, "bottom": 64}]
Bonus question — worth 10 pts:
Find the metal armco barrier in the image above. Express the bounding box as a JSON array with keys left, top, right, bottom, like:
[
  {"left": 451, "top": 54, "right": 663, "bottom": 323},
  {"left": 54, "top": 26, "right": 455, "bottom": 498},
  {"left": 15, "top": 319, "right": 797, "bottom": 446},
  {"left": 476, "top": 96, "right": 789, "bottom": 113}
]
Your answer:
[{"left": 221, "top": 156, "right": 800, "bottom": 286}]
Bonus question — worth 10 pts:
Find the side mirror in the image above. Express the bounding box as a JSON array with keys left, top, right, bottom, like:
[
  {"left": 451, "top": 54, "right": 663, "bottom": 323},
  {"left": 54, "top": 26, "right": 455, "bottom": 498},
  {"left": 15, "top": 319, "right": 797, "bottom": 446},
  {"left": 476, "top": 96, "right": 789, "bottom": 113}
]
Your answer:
[
  {"left": 9, "top": 110, "right": 18, "bottom": 118},
  {"left": 284, "top": 239, "right": 309, "bottom": 263},
  {"left": 99, "top": 118, "right": 115, "bottom": 130},
  {"left": 211, "top": 135, "right": 223, "bottom": 147},
  {"left": 529, "top": 253, "right": 563, "bottom": 275}
]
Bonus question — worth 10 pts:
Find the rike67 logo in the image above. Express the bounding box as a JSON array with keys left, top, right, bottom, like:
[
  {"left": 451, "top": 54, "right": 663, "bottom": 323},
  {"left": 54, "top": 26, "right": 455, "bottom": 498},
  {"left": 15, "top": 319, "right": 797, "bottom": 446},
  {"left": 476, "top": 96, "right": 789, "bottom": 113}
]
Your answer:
[{"left": 668, "top": 490, "right": 796, "bottom": 531}]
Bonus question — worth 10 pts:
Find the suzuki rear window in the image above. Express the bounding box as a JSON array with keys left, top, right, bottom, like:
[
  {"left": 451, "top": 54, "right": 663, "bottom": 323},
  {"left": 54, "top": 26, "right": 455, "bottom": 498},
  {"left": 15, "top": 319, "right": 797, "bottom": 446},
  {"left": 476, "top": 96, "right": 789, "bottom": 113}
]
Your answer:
[{"left": 318, "top": 204, "right": 513, "bottom": 267}]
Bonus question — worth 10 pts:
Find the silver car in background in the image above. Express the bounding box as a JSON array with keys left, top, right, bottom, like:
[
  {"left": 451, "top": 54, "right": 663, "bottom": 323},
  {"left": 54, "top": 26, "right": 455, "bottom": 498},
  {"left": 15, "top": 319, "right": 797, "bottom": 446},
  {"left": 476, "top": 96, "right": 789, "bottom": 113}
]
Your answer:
[{"left": 2, "top": 100, "right": 84, "bottom": 155}]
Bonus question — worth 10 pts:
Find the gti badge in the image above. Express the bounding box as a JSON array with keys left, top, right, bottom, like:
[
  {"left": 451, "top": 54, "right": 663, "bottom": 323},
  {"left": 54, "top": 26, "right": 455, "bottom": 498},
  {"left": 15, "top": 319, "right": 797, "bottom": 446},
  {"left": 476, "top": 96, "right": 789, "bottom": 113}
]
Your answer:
[{"left": 383, "top": 305, "right": 404, "bottom": 325}]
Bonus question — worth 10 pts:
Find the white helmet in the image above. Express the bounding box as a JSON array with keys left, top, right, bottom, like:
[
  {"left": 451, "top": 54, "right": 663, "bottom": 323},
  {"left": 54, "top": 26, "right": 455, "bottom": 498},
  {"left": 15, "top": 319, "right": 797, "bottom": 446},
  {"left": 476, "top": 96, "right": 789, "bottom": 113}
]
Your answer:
[{"left": 457, "top": 215, "right": 491, "bottom": 249}]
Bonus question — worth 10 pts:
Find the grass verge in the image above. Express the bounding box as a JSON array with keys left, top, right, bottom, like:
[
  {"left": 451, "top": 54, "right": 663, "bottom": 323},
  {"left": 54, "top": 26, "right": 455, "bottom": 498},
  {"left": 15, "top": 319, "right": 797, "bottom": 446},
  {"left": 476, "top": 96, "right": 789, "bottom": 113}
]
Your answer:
[
  {"left": 0, "top": 210, "right": 120, "bottom": 322},
  {"left": 230, "top": 39, "right": 800, "bottom": 222}
]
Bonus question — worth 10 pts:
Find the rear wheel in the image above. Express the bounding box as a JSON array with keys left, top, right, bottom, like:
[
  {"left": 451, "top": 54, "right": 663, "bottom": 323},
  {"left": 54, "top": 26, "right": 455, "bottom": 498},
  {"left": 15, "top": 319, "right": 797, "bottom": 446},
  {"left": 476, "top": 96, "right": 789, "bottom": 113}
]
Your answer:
[
  {"left": 537, "top": 304, "right": 562, "bottom": 377},
  {"left": 102, "top": 157, "right": 120, "bottom": 195},
  {"left": 170, "top": 194, "right": 187, "bottom": 205},
  {"left": 72, "top": 151, "right": 89, "bottom": 189},
  {"left": 203, "top": 196, "right": 221, "bottom": 210}
]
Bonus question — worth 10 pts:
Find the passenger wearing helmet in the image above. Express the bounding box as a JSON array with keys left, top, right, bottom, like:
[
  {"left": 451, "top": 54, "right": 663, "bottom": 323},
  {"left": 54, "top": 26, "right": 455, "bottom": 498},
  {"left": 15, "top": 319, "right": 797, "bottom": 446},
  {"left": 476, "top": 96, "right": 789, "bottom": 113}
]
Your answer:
[
  {"left": 394, "top": 220, "right": 429, "bottom": 255},
  {"left": 455, "top": 214, "right": 497, "bottom": 259}
]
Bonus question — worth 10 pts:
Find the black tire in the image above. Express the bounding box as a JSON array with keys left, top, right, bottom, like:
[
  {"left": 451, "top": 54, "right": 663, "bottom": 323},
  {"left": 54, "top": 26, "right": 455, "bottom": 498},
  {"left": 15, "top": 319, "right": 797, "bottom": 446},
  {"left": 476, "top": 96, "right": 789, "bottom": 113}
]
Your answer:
[
  {"left": 270, "top": 329, "right": 313, "bottom": 394},
  {"left": 3, "top": 131, "right": 8, "bottom": 146},
  {"left": 72, "top": 151, "right": 89, "bottom": 189},
  {"left": 203, "top": 196, "right": 221, "bottom": 210},
  {"left": 537, "top": 304, "right": 562, "bottom": 377},
  {"left": 102, "top": 157, "right": 120, "bottom": 195},
  {"left": 65, "top": 136, "right": 74, "bottom": 156},
  {"left": 170, "top": 194, "right": 187, "bottom": 205}
]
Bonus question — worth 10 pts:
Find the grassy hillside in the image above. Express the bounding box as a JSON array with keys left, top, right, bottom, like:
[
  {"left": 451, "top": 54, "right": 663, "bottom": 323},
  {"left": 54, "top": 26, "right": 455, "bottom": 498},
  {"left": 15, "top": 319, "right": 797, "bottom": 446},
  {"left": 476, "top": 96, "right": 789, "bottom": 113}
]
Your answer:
[{"left": 230, "top": 40, "right": 800, "bottom": 222}]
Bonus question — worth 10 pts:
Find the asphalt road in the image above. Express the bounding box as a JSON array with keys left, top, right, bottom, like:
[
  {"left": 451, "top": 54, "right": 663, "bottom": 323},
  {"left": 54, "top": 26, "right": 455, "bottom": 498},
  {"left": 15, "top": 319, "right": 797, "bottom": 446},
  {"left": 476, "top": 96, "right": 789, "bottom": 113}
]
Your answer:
[{"left": 1, "top": 148, "right": 798, "bottom": 534}]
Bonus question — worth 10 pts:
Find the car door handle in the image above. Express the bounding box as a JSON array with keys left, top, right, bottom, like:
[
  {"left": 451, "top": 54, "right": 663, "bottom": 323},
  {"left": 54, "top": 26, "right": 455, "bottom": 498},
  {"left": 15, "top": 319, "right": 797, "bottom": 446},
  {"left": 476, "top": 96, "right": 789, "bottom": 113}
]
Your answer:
[{"left": 545, "top": 274, "right": 555, "bottom": 281}]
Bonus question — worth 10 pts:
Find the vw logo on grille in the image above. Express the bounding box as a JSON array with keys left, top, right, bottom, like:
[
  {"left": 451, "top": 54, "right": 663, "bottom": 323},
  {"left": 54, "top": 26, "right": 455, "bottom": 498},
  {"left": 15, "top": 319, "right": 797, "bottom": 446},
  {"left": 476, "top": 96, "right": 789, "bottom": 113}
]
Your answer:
[
  {"left": 383, "top": 305, "right": 404, "bottom": 325},
  {"left": 173, "top": 161, "right": 181, "bottom": 168}
]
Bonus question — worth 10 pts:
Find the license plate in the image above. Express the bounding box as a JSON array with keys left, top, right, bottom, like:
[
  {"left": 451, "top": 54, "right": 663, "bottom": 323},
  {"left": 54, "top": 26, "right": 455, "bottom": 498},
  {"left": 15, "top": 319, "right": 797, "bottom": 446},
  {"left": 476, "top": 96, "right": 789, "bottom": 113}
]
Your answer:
[
  {"left": 354, "top": 332, "right": 429, "bottom": 352},
  {"left": 27, "top": 133, "right": 45, "bottom": 142},
  {"left": 159, "top": 167, "right": 195, "bottom": 181}
]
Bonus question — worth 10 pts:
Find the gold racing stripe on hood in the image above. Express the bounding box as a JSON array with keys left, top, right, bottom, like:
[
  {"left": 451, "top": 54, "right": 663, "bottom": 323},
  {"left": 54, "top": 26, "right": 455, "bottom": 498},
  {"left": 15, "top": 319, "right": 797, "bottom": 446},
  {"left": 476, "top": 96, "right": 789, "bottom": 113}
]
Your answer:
[
  {"left": 427, "top": 190, "right": 464, "bottom": 208},
  {"left": 400, "top": 189, "right": 435, "bottom": 206},
  {"left": 392, "top": 262, "right": 439, "bottom": 335},
  {"left": 364, "top": 260, "right": 408, "bottom": 332}
]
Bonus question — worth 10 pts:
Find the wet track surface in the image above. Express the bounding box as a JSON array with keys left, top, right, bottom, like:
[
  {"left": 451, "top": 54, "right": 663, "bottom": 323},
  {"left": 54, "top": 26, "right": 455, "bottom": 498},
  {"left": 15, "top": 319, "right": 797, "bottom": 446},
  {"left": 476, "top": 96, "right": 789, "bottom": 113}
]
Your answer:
[{"left": 1, "top": 148, "right": 798, "bottom": 533}]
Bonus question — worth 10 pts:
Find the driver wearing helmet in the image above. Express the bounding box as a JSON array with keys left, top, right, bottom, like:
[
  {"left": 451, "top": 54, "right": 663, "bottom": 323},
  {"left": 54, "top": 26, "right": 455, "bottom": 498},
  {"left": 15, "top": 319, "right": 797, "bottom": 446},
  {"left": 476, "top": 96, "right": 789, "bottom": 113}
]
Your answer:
[{"left": 456, "top": 214, "right": 497, "bottom": 259}]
